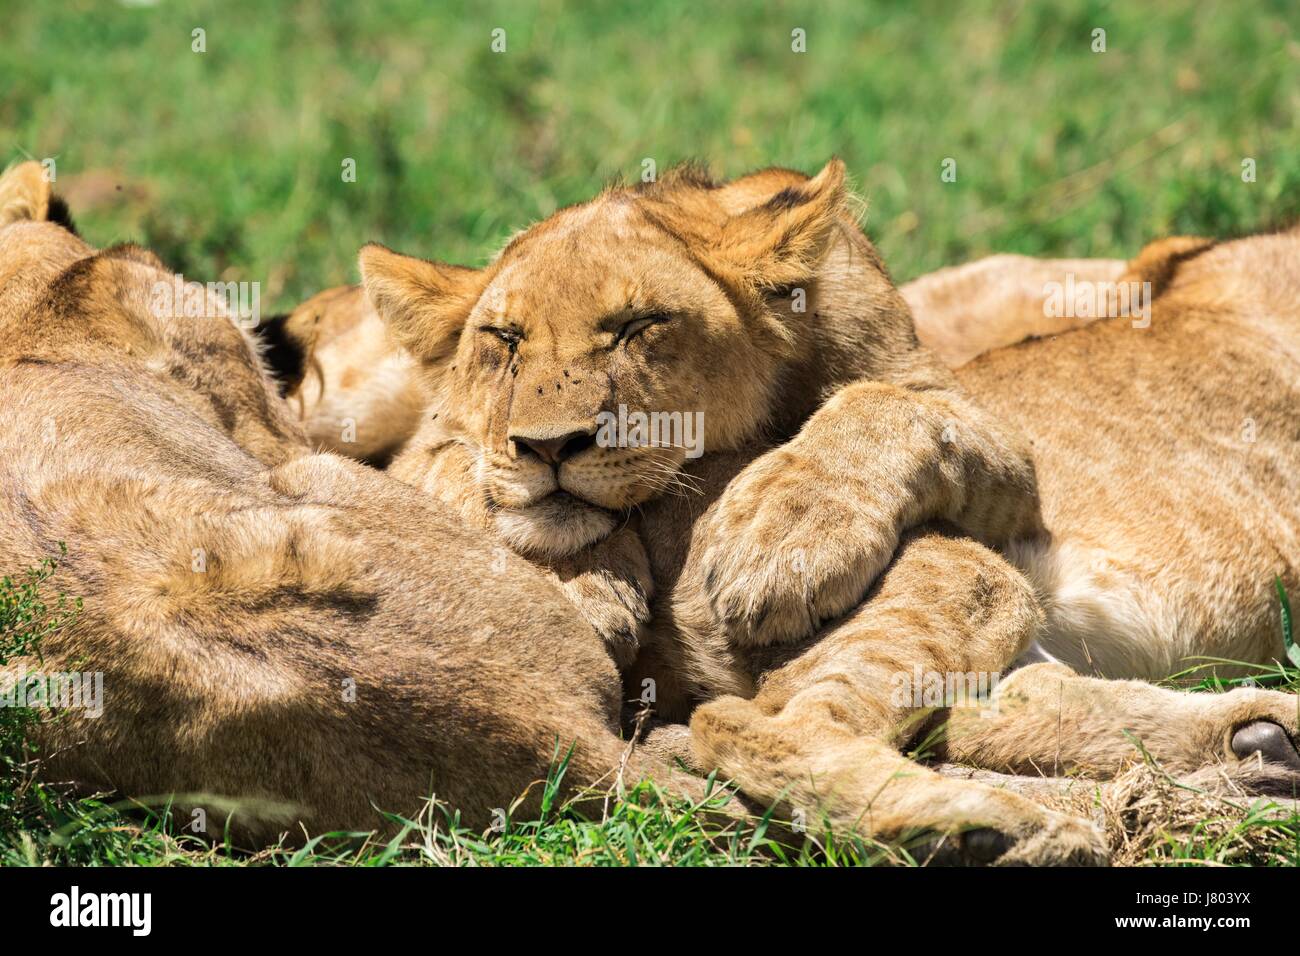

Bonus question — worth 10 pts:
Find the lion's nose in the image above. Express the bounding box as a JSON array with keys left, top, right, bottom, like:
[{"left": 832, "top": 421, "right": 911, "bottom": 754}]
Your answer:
[{"left": 510, "top": 428, "right": 597, "bottom": 466}]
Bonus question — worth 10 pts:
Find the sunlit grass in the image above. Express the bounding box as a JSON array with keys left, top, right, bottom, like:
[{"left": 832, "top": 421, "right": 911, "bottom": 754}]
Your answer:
[{"left": 3, "top": 1, "right": 1297, "bottom": 309}]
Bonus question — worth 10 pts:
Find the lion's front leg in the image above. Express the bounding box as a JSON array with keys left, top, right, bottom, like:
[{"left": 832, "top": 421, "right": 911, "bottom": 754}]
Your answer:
[
  {"left": 541, "top": 524, "right": 653, "bottom": 670},
  {"left": 941, "top": 663, "right": 1300, "bottom": 786},
  {"left": 689, "top": 530, "right": 1107, "bottom": 864},
  {"left": 677, "top": 376, "right": 1044, "bottom": 647}
]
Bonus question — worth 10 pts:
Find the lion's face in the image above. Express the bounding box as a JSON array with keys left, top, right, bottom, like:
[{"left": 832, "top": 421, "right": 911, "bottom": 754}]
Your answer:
[{"left": 361, "top": 160, "right": 849, "bottom": 557}]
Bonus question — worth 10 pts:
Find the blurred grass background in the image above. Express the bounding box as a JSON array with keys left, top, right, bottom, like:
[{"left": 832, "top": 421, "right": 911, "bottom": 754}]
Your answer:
[{"left": 2, "top": 0, "right": 1298, "bottom": 313}]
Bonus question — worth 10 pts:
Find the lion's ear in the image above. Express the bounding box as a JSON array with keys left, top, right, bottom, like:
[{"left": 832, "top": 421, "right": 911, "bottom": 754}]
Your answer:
[
  {"left": 358, "top": 243, "right": 484, "bottom": 363},
  {"left": 714, "top": 158, "right": 847, "bottom": 293},
  {"left": 0, "top": 161, "right": 52, "bottom": 226}
]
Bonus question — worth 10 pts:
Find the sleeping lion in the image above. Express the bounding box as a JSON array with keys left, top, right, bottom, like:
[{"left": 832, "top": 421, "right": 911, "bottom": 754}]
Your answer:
[{"left": 277, "top": 159, "right": 1300, "bottom": 864}]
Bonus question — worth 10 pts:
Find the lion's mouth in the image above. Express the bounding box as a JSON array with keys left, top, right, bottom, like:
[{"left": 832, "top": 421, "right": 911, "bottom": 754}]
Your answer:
[
  {"left": 542, "top": 488, "right": 608, "bottom": 514},
  {"left": 492, "top": 486, "right": 611, "bottom": 514},
  {"left": 490, "top": 489, "right": 619, "bottom": 557}
]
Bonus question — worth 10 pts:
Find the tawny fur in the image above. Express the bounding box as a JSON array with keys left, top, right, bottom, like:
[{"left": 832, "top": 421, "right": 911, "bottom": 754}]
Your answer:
[
  {"left": 0, "top": 162, "right": 705, "bottom": 847},
  {"left": 271, "top": 162, "right": 1300, "bottom": 864},
  {"left": 276, "top": 284, "right": 427, "bottom": 465},
  {"left": 901, "top": 254, "right": 1128, "bottom": 367}
]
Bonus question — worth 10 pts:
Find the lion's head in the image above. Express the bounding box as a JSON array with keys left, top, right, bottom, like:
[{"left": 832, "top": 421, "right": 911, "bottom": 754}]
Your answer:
[{"left": 361, "top": 159, "right": 910, "bottom": 557}]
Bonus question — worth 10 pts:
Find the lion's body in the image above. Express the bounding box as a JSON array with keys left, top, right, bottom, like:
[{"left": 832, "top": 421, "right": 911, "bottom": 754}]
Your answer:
[
  {"left": 931, "top": 235, "right": 1300, "bottom": 681},
  {"left": 294, "top": 213, "right": 1300, "bottom": 693},
  {"left": 628, "top": 227, "right": 1300, "bottom": 703}
]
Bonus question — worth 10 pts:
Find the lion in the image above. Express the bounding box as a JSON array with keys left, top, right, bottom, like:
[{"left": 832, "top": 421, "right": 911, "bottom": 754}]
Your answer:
[
  {"left": 282, "top": 159, "right": 1300, "bottom": 864},
  {"left": 261, "top": 284, "right": 427, "bottom": 466},
  {"left": 0, "top": 161, "right": 709, "bottom": 847}
]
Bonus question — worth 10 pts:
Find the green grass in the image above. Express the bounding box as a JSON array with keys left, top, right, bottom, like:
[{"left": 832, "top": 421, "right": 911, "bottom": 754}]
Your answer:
[
  {"left": 3, "top": 1, "right": 1300, "bottom": 865},
  {"left": 0, "top": 549, "right": 78, "bottom": 823},
  {"left": 3, "top": 0, "right": 1298, "bottom": 312}
]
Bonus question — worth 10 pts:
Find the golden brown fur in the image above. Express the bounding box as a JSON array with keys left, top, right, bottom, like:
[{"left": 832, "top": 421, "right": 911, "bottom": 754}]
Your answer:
[
  {"left": 0, "top": 162, "right": 704, "bottom": 846},
  {"left": 901, "top": 254, "right": 1127, "bottom": 367},
  {"left": 289, "top": 164, "right": 1058, "bottom": 859},
  {"left": 276, "top": 162, "right": 1300, "bottom": 864},
  {"left": 273, "top": 284, "right": 427, "bottom": 465}
]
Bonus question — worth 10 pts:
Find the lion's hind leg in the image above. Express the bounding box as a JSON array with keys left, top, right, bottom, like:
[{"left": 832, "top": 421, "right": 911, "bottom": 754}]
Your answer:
[
  {"left": 940, "top": 662, "right": 1300, "bottom": 788},
  {"left": 689, "top": 530, "right": 1108, "bottom": 864},
  {"left": 691, "top": 695, "right": 1106, "bottom": 864}
]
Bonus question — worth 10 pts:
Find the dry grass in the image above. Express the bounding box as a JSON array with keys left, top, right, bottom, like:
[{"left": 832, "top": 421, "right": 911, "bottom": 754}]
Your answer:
[{"left": 1041, "top": 760, "right": 1300, "bottom": 866}]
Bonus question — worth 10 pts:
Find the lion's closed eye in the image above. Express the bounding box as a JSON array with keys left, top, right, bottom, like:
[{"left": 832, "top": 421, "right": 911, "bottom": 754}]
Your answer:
[
  {"left": 616, "top": 312, "right": 671, "bottom": 346},
  {"left": 480, "top": 325, "right": 523, "bottom": 348}
]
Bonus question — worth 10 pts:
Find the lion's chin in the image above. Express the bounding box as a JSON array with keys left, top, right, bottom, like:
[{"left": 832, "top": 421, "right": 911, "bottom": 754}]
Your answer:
[{"left": 492, "top": 492, "right": 618, "bottom": 558}]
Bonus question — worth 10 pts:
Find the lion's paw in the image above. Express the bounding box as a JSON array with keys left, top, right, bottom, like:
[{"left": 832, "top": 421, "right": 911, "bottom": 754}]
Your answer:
[
  {"left": 1218, "top": 687, "right": 1300, "bottom": 786},
  {"left": 918, "top": 811, "right": 1108, "bottom": 867},
  {"left": 683, "top": 446, "right": 900, "bottom": 646},
  {"left": 560, "top": 569, "right": 648, "bottom": 669}
]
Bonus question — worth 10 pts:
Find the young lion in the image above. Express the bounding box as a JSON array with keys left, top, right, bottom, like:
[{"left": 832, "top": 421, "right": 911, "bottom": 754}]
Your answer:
[{"left": 283, "top": 159, "right": 1300, "bottom": 863}]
